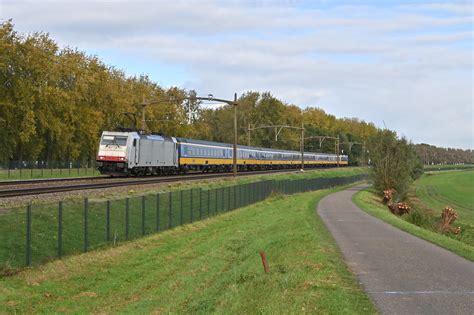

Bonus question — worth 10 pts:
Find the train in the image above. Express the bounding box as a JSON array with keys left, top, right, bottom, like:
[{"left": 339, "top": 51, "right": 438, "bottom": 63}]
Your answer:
[{"left": 96, "top": 130, "right": 348, "bottom": 176}]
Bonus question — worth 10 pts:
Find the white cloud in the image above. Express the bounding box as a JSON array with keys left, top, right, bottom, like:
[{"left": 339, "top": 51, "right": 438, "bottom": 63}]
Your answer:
[{"left": 1, "top": 0, "right": 473, "bottom": 148}]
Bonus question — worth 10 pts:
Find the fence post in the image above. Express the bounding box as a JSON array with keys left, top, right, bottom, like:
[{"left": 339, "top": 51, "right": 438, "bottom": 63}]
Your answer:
[
  {"left": 125, "top": 198, "right": 130, "bottom": 239},
  {"left": 237, "top": 185, "right": 241, "bottom": 208},
  {"left": 106, "top": 200, "right": 110, "bottom": 242},
  {"left": 248, "top": 183, "right": 252, "bottom": 204},
  {"left": 156, "top": 194, "right": 160, "bottom": 231},
  {"left": 180, "top": 190, "right": 184, "bottom": 225},
  {"left": 26, "top": 204, "right": 32, "bottom": 266},
  {"left": 207, "top": 189, "right": 210, "bottom": 217},
  {"left": 58, "top": 201, "right": 63, "bottom": 257},
  {"left": 244, "top": 184, "right": 247, "bottom": 206},
  {"left": 215, "top": 189, "right": 218, "bottom": 215},
  {"left": 234, "top": 185, "right": 236, "bottom": 210},
  {"left": 190, "top": 189, "right": 194, "bottom": 222},
  {"left": 141, "top": 196, "right": 146, "bottom": 236},
  {"left": 168, "top": 191, "right": 172, "bottom": 229},
  {"left": 84, "top": 198, "right": 88, "bottom": 252},
  {"left": 227, "top": 186, "right": 231, "bottom": 211},
  {"left": 199, "top": 188, "right": 203, "bottom": 220},
  {"left": 252, "top": 183, "right": 255, "bottom": 202},
  {"left": 221, "top": 187, "right": 225, "bottom": 212},
  {"left": 252, "top": 183, "right": 255, "bottom": 203}
]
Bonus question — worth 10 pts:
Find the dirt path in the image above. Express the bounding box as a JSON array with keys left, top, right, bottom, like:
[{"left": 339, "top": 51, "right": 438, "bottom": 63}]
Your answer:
[{"left": 318, "top": 185, "right": 474, "bottom": 315}]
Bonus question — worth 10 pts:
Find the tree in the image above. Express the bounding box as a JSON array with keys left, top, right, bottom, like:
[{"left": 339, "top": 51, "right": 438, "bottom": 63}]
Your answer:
[{"left": 367, "top": 130, "right": 423, "bottom": 199}]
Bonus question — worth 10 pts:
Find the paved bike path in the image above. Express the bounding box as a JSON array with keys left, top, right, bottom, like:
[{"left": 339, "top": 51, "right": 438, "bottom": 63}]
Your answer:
[{"left": 318, "top": 185, "right": 474, "bottom": 315}]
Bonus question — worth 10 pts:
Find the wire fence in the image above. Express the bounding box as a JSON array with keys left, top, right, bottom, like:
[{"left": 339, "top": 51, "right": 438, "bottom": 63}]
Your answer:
[
  {"left": 0, "top": 174, "right": 366, "bottom": 271},
  {"left": 0, "top": 160, "right": 99, "bottom": 180}
]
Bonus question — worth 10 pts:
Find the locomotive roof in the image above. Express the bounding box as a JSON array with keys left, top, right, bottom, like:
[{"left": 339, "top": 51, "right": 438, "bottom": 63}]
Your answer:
[{"left": 139, "top": 133, "right": 174, "bottom": 142}]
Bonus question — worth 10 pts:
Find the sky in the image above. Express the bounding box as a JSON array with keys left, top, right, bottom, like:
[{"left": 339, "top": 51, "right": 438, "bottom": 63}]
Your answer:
[{"left": 1, "top": 0, "right": 473, "bottom": 149}]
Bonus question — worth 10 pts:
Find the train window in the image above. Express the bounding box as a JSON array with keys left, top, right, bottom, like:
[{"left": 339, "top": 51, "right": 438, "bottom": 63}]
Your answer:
[{"left": 101, "top": 135, "right": 128, "bottom": 147}]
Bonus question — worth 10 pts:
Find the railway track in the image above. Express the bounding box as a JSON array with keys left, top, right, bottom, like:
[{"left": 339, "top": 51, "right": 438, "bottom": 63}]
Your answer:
[
  {"left": 0, "top": 168, "right": 318, "bottom": 198},
  {"left": 0, "top": 176, "right": 110, "bottom": 186}
]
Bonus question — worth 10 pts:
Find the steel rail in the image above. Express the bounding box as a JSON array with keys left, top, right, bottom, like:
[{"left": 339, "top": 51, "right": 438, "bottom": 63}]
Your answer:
[{"left": 0, "top": 176, "right": 110, "bottom": 186}]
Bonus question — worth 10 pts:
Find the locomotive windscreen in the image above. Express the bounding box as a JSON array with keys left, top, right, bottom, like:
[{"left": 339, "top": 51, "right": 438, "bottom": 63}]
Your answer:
[{"left": 100, "top": 135, "right": 128, "bottom": 147}]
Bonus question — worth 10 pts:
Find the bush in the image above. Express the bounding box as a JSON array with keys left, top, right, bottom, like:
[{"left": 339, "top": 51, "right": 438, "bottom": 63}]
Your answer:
[
  {"left": 406, "top": 208, "right": 432, "bottom": 228},
  {"left": 368, "top": 129, "right": 423, "bottom": 198}
]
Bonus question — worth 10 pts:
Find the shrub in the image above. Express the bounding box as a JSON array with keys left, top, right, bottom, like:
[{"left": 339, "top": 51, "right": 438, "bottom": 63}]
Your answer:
[{"left": 368, "top": 129, "right": 423, "bottom": 198}]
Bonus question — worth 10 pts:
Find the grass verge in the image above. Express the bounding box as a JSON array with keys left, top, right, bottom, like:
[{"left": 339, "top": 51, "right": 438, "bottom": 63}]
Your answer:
[
  {"left": 0, "top": 185, "right": 376, "bottom": 314},
  {"left": 353, "top": 189, "right": 474, "bottom": 262}
]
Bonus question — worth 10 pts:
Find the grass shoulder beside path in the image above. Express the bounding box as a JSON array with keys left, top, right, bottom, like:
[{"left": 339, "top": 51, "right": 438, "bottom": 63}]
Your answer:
[
  {"left": 353, "top": 189, "right": 474, "bottom": 262},
  {"left": 1, "top": 185, "right": 375, "bottom": 314}
]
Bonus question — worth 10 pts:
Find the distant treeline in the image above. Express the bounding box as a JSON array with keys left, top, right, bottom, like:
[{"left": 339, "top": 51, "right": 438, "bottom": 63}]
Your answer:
[
  {"left": 1, "top": 21, "right": 471, "bottom": 165},
  {"left": 414, "top": 144, "right": 473, "bottom": 165}
]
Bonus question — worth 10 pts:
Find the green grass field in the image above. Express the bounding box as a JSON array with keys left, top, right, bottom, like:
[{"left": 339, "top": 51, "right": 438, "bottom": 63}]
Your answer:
[
  {"left": 412, "top": 170, "right": 474, "bottom": 247},
  {"left": 415, "top": 170, "right": 474, "bottom": 225},
  {"left": 0, "top": 186, "right": 375, "bottom": 314}
]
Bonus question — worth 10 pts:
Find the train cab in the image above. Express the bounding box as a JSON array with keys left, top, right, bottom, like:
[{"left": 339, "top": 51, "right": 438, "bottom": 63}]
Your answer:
[{"left": 96, "top": 131, "right": 134, "bottom": 175}]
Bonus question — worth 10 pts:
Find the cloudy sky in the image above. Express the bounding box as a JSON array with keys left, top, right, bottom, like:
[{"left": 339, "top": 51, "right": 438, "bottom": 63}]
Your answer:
[{"left": 2, "top": 0, "right": 473, "bottom": 149}]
